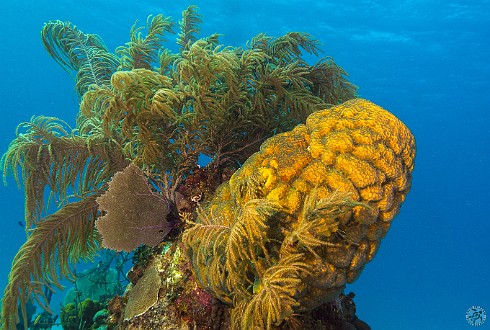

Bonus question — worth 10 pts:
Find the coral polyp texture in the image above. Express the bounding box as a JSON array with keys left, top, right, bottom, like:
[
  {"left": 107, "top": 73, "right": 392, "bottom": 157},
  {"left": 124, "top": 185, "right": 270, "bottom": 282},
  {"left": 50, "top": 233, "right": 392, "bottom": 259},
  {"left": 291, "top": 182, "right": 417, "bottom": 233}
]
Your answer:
[
  {"left": 124, "top": 264, "right": 162, "bottom": 320},
  {"left": 183, "top": 98, "right": 416, "bottom": 329}
]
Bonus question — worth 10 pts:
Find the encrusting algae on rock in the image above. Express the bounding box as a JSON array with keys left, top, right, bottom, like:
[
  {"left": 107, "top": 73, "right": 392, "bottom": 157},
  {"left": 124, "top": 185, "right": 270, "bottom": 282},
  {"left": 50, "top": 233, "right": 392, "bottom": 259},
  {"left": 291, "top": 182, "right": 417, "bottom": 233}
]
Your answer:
[{"left": 183, "top": 98, "right": 416, "bottom": 329}]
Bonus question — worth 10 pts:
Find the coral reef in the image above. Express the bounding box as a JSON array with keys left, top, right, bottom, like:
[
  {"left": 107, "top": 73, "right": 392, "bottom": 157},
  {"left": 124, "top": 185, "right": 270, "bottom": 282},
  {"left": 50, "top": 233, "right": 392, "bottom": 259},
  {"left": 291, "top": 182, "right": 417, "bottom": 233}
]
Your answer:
[
  {"left": 0, "top": 4, "right": 416, "bottom": 330},
  {"left": 60, "top": 298, "right": 105, "bottom": 330},
  {"left": 63, "top": 268, "right": 119, "bottom": 305},
  {"left": 1, "top": 5, "right": 356, "bottom": 326},
  {"left": 183, "top": 98, "right": 415, "bottom": 329},
  {"left": 110, "top": 242, "right": 194, "bottom": 329}
]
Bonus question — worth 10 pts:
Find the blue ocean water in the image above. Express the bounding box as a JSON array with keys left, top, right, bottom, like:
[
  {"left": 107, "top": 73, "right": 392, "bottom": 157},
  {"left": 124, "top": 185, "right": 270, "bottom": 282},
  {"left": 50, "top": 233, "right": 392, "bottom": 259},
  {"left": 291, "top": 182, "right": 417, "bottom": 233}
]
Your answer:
[{"left": 0, "top": 0, "right": 488, "bottom": 329}]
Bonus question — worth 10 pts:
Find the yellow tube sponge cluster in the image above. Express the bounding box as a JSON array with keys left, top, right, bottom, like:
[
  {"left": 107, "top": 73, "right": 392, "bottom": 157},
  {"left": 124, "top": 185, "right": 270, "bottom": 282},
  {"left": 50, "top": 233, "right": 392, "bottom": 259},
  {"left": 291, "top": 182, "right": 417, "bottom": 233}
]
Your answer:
[{"left": 183, "top": 99, "right": 416, "bottom": 329}]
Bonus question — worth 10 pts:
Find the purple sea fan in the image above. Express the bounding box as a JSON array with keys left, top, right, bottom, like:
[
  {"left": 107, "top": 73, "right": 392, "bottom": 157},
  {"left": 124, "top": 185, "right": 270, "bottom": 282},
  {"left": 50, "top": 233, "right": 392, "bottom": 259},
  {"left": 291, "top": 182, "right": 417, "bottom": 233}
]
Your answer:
[{"left": 95, "top": 163, "right": 172, "bottom": 252}]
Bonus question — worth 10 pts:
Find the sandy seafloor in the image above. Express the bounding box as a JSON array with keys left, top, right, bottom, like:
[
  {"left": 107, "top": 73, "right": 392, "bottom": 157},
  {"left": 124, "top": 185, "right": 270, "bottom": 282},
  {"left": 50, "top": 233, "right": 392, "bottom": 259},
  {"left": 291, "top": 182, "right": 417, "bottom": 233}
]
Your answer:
[{"left": 0, "top": 0, "right": 489, "bottom": 329}]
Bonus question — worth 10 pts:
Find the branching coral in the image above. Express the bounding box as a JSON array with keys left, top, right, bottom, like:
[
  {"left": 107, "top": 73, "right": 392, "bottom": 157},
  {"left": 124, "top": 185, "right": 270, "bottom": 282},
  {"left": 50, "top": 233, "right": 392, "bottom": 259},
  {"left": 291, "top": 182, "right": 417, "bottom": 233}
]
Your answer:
[
  {"left": 116, "top": 14, "right": 174, "bottom": 70},
  {"left": 183, "top": 98, "right": 416, "bottom": 329},
  {"left": 41, "top": 21, "right": 119, "bottom": 97},
  {"left": 0, "top": 117, "right": 126, "bottom": 328}
]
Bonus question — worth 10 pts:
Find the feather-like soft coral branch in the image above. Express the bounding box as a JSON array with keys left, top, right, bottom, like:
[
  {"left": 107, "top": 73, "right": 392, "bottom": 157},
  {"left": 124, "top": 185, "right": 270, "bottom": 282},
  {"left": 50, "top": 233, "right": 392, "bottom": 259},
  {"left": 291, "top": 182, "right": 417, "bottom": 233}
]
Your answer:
[
  {"left": 41, "top": 20, "right": 119, "bottom": 98},
  {"left": 1, "top": 196, "right": 100, "bottom": 330}
]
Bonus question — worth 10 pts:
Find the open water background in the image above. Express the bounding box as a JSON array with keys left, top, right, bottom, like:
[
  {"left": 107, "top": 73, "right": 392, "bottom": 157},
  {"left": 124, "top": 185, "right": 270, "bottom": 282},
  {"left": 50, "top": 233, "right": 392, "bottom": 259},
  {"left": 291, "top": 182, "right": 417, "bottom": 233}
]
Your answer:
[{"left": 0, "top": 1, "right": 489, "bottom": 329}]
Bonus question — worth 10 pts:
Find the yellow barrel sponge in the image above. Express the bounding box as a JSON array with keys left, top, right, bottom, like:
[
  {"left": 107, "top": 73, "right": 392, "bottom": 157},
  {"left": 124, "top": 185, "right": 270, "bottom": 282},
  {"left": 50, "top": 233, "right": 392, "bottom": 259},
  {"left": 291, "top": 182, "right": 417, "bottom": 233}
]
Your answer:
[{"left": 183, "top": 98, "right": 416, "bottom": 329}]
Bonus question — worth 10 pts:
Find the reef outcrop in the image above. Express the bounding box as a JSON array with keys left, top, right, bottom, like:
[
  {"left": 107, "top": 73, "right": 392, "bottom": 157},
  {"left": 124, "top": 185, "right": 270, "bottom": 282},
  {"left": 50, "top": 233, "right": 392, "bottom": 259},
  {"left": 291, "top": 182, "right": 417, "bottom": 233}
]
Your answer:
[{"left": 183, "top": 98, "right": 416, "bottom": 329}]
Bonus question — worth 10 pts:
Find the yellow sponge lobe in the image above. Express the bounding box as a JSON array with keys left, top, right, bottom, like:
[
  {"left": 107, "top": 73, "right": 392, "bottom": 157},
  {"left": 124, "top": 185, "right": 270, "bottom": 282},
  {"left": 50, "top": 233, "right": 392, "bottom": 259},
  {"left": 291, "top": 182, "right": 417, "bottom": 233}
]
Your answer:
[{"left": 183, "top": 98, "right": 416, "bottom": 329}]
